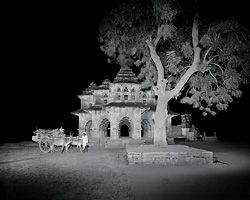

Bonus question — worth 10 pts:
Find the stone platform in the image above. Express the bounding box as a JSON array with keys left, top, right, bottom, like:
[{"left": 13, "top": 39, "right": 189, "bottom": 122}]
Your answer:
[{"left": 126, "top": 144, "right": 213, "bottom": 165}]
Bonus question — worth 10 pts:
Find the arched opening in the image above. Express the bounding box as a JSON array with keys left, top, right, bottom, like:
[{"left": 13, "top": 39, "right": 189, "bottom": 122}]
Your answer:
[
  {"left": 107, "top": 123, "right": 110, "bottom": 137},
  {"left": 85, "top": 120, "right": 92, "bottom": 138},
  {"left": 99, "top": 118, "right": 110, "bottom": 137},
  {"left": 141, "top": 125, "right": 144, "bottom": 137},
  {"left": 119, "top": 117, "right": 131, "bottom": 137},
  {"left": 120, "top": 124, "right": 129, "bottom": 137},
  {"left": 141, "top": 119, "right": 151, "bottom": 138}
]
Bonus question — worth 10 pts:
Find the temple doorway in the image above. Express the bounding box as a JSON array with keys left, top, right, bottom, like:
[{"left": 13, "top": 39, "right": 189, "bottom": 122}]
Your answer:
[
  {"left": 85, "top": 120, "right": 92, "bottom": 138},
  {"left": 120, "top": 124, "right": 129, "bottom": 137},
  {"left": 119, "top": 117, "right": 131, "bottom": 137},
  {"left": 99, "top": 119, "right": 110, "bottom": 137}
]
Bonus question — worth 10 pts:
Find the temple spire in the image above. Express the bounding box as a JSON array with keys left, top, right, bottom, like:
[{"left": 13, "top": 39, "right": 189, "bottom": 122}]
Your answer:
[{"left": 113, "top": 66, "right": 138, "bottom": 83}]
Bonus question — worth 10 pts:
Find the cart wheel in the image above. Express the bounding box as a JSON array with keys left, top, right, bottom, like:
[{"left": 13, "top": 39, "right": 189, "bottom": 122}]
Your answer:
[{"left": 39, "top": 136, "right": 51, "bottom": 153}]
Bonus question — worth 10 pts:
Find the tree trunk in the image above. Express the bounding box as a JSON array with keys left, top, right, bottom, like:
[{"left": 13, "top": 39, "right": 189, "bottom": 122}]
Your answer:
[
  {"left": 146, "top": 15, "right": 201, "bottom": 146},
  {"left": 153, "top": 92, "right": 169, "bottom": 146},
  {"left": 146, "top": 38, "right": 170, "bottom": 146}
]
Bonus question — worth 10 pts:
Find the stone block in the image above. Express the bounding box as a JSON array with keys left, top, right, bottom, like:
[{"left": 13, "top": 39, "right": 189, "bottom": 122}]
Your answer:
[
  {"left": 203, "top": 136, "right": 218, "bottom": 142},
  {"left": 187, "top": 132, "right": 195, "bottom": 141},
  {"left": 126, "top": 144, "right": 213, "bottom": 165}
]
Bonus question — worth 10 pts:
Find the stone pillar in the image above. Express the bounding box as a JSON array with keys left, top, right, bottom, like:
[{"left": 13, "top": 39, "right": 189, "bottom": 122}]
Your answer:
[
  {"left": 78, "top": 115, "right": 84, "bottom": 133},
  {"left": 110, "top": 121, "right": 119, "bottom": 140},
  {"left": 132, "top": 108, "right": 141, "bottom": 139},
  {"left": 90, "top": 111, "right": 101, "bottom": 144},
  {"left": 181, "top": 114, "right": 191, "bottom": 137},
  {"left": 182, "top": 128, "right": 189, "bottom": 136},
  {"left": 166, "top": 116, "right": 172, "bottom": 137},
  {"left": 110, "top": 108, "right": 119, "bottom": 140},
  {"left": 133, "top": 120, "right": 141, "bottom": 139}
]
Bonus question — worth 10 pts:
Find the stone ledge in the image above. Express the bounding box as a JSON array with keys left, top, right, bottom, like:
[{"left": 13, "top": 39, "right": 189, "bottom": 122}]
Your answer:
[{"left": 126, "top": 144, "right": 213, "bottom": 165}]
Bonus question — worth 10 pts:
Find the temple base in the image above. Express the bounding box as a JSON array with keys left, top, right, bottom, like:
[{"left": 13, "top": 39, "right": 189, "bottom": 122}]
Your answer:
[{"left": 126, "top": 144, "right": 213, "bottom": 165}]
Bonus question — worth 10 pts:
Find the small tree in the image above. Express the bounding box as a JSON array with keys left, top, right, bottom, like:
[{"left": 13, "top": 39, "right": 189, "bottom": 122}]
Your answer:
[{"left": 98, "top": 0, "right": 250, "bottom": 146}]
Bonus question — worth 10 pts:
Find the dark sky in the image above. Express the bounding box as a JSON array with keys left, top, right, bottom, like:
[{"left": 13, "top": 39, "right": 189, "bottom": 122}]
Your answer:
[
  {"left": 4, "top": 0, "right": 250, "bottom": 142},
  {"left": 6, "top": 1, "right": 119, "bottom": 139}
]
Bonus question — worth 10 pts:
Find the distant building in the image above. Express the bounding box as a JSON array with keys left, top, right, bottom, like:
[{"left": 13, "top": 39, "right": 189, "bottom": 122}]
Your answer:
[{"left": 72, "top": 66, "right": 194, "bottom": 146}]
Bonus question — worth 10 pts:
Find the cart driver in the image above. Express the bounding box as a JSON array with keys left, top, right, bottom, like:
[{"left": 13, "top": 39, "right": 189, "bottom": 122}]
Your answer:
[
  {"left": 82, "top": 131, "right": 88, "bottom": 143},
  {"left": 59, "top": 127, "right": 64, "bottom": 132},
  {"left": 82, "top": 131, "right": 89, "bottom": 152},
  {"left": 59, "top": 127, "right": 65, "bottom": 136}
]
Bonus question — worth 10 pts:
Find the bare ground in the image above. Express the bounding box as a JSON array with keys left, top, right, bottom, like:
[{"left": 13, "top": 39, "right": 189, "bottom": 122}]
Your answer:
[{"left": 1, "top": 141, "right": 250, "bottom": 200}]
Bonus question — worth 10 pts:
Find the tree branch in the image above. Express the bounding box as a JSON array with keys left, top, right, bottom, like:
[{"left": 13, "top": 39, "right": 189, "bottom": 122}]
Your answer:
[
  {"left": 203, "top": 47, "right": 212, "bottom": 63},
  {"left": 146, "top": 38, "right": 167, "bottom": 93},
  {"left": 192, "top": 14, "right": 199, "bottom": 50},
  {"left": 170, "top": 65, "right": 198, "bottom": 98},
  {"left": 154, "top": 25, "right": 163, "bottom": 47},
  {"left": 209, "top": 70, "right": 218, "bottom": 87},
  {"left": 185, "top": 84, "right": 192, "bottom": 97},
  {"left": 214, "top": 32, "right": 221, "bottom": 42},
  {"left": 210, "top": 62, "right": 225, "bottom": 82},
  {"left": 207, "top": 55, "right": 219, "bottom": 65},
  {"left": 178, "top": 65, "right": 190, "bottom": 74},
  {"left": 170, "top": 14, "right": 201, "bottom": 98}
]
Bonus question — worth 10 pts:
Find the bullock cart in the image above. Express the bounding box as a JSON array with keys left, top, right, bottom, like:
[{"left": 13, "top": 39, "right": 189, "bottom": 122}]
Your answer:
[{"left": 32, "top": 128, "right": 67, "bottom": 153}]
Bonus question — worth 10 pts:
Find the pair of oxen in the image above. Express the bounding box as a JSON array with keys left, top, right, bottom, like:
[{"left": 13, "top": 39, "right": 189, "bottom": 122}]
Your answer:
[{"left": 50, "top": 134, "right": 88, "bottom": 153}]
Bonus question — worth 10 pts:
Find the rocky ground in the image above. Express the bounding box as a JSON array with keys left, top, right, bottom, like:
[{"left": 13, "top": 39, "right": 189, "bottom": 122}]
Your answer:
[{"left": 0, "top": 141, "right": 250, "bottom": 200}]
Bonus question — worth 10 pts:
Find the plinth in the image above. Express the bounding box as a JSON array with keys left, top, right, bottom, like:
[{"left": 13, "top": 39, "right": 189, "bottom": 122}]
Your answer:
[{"left": 126, "top": 144, "right": 213, "bottom": 165}]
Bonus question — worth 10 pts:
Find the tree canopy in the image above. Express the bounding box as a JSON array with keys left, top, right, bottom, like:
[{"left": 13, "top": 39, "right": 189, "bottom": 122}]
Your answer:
[{"left": 98, "top": 0, "right": 250, "bottom": 116}]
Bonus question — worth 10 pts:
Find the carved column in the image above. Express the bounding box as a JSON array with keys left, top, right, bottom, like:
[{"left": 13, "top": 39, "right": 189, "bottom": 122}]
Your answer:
[
  {"left": 110, "top": 107, "right": 119, "bottom": 140},
  {"left": 133, "top": 108, "right": 141, "bottom": 139}
]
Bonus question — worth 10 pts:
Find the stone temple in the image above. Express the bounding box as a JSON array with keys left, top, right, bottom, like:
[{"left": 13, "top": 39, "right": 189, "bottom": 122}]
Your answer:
[{"left": 72, "top": 66, "right": 195, "bottom": 146}]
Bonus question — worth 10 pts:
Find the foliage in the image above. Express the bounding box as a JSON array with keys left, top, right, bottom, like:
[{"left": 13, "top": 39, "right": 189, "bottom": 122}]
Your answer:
[
  {"left": 98, "top": 0, "right": 250, "bottom": 116},
  {"left": 182, "top": 20, "right": 250, "bottom": 116}
]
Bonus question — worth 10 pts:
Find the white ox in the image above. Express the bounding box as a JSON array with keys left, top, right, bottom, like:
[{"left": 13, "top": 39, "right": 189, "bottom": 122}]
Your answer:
[{"left": 50, "top": 136, "right": 72, "bottom": 153}]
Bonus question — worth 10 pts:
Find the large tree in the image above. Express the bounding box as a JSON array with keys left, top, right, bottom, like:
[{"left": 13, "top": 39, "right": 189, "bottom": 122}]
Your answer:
[{"left": 98, "top": 0, "right": 250, "bottom": 146}]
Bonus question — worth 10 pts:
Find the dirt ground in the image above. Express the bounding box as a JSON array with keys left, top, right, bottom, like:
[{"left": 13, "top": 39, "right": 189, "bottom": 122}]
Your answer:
[{"left": 1, "top": 141, "right": 250, "bottom": 200}]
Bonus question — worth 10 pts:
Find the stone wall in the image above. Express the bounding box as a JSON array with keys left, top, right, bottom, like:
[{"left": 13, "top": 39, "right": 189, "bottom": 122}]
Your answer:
[{"left": 126, "top": 144, "right": 213, "bottom": 165}]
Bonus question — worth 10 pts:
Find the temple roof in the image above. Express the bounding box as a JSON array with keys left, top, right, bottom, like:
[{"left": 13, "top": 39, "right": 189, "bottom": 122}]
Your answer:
[
  {"left": 86, "top": 105, "right": 103, "bottom": 110},
  {"left": 93, "top": 79, "right": 110, "bottom": 90},
  {"left": 102, "top": 79, "right": 111, "bottom": 85},
  {"left": 80, "top": 91, "right": 93, "bottom": 96},
  {"left": 84, "top": 79, "right": 111, "bottom": 92},
  {"left": 86, "top": 82, "right": 98, "bottom": 91},
  {"left": 105, "top": 102, "right": 149, "bottom": 108},
  {"left": 71, "top": 105, "right": 103, "bottom": 115},
  {"left": 96, "top": 85, "right": 109, "bottom": 90},
  {"left": 71, "top": 108, "right": 88, "bottom": 115},
  {"left": 113, "top": 66, "right": 139, "bottom": 84}
]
